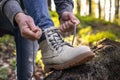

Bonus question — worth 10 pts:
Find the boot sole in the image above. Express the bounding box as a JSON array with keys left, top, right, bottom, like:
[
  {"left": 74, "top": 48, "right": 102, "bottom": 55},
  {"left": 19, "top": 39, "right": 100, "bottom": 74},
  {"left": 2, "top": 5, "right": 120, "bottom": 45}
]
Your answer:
[{"left": 44, "top": 51, "right": 95, "bottom": 72}]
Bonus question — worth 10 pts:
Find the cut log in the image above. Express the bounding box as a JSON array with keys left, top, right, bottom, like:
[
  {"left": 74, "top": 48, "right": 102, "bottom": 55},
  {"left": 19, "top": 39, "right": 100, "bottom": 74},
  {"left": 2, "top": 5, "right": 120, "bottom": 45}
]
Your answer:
[{"left": 45, "top": 38, "right": 120, "bottom": 80}]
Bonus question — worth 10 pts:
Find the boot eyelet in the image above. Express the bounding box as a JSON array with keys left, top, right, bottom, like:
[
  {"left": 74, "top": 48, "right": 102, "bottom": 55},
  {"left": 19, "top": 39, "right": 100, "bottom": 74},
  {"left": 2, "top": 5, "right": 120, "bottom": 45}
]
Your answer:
[{"left": 49, "top": 39, "right": 52, "bottom": 42}]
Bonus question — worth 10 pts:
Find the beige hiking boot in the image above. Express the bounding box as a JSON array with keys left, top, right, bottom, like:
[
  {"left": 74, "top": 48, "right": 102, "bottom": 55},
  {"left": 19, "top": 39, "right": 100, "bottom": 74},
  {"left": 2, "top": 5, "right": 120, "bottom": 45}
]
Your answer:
[{"left": 40, "top": 27, "right": 95, "bottom": 72}]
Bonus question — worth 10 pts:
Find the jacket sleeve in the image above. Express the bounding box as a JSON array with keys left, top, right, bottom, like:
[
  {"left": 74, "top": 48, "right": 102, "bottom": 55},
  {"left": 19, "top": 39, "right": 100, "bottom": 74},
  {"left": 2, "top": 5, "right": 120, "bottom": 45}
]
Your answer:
[
  {"left": 0, "top": 0, "right": 23, "bottom": 26},
  {"left": 54, "top": 0, "right": 74, "bottom": 18}
]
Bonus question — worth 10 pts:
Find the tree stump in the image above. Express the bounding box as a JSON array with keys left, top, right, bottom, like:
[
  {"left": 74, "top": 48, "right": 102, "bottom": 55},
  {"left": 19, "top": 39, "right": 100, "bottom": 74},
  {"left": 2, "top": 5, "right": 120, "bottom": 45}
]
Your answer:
[{"left": 45, "top": 38, "right": 120, "bottom": 80}]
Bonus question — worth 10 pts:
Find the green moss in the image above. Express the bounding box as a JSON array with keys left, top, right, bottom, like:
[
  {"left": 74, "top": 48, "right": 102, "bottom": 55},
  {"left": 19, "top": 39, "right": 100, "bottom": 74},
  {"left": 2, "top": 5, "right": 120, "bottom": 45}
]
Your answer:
[
  {"left": 114, "top": 18, "right": 120, "bottom": 26},
  {"left": 78, "top": 26, "right": 92, "bottom": 36},
  {"left": 76, "top": 15, "right": 113, "bottom": 26},
  {"left": 0, "top": 67, "right": 10, "bottom": 80},
  {"left": 49, "top": 11, "right": 58, "bottom": 17},
  {"left": 81, "top": 31, "right": 117, "bottom": 44},
  {"left": 0, "top": 35, "right": 14, "bottom": 45}
]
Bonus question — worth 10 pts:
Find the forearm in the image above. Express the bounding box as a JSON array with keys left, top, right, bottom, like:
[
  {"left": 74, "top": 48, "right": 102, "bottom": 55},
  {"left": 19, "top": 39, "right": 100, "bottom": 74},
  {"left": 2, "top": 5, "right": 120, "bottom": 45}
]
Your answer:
[
  {"left": 1, "top": 0, "right": 23, "bottom": 26},
  {"left": 54, "top": 0, "right": 74, "bottom": 18}
]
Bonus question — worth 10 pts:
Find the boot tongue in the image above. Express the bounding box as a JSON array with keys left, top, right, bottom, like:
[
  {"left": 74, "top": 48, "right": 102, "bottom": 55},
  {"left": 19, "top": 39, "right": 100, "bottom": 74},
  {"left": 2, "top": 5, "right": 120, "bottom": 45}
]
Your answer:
[{"left": 44, "top": 27, "right": 71, "bottom": 51}]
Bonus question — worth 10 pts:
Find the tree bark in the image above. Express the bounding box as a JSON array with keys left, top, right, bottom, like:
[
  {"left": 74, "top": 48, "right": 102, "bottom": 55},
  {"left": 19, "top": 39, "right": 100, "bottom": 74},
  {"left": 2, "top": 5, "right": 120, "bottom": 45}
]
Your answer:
[
  {"left": 98, "top": 0, "right": 101, "bottom": 18},
  {"left": 47, "top": 0, "right": 51, "bottom": 11},
  {"left": 102, "top": 0, "right": 106, "bottom": 20},
  {"left": 77, "top": 0, "right": 80, "bottom": 14},
  {"left": 117, "top": 0, "right": 119, "bottom": 15},
  {"left": 115, "top": 0, "right": 119, "bottom": 19},
  {"left": 88, "top": 0, "right": 92, "bottom": 15},
  {"left": 45, "top": 38, "right": 120, "bottom": 80},
  {"left": 109, "top": 0, "right": 112, "bottom": 21}
]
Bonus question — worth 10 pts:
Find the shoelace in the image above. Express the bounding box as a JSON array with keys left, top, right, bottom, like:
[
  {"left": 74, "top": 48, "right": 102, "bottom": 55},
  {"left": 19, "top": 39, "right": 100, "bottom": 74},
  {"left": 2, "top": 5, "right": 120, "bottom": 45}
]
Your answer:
[
  {"left": 72, "top": 24, "right": 77, "bottom": 46},
  {"left": 47, "top": 29, "right": 70, "bottom": 51},
  {"left": 32, "top": 41, "right": 35, "bottom": 79},
  {"left": 47, "top": 25, "right": 77, "bottom": 51}
]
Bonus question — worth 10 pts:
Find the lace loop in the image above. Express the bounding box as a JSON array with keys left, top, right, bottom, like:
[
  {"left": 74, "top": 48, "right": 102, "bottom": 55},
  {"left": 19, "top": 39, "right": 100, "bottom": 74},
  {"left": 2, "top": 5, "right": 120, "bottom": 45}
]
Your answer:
[{"left": 46, "top": 28, "right": 70, "bottom": 50}]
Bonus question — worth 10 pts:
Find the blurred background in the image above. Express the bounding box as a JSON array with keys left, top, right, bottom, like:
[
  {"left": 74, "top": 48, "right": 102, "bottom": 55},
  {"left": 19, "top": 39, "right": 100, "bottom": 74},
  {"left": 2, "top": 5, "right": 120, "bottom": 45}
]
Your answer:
[
  {"left": 50, "top": 0, "right": 120, "bottom": 23},
  {"left": 0, "top": 0, "right": 120, "bottom": 79}
]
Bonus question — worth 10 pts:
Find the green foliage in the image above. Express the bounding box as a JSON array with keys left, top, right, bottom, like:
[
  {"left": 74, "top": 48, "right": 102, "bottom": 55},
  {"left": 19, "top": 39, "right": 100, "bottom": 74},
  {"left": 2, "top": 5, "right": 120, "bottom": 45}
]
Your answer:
[
  {"left": 76, "top": 15, "right": 112, "bottom": 26},
  {"left": 0, "top": 35, "right": 15, "bottom": 56},
  {"left": 49, "top": 11, "right": 60, "bottom": 27},
  {"left": 114, "top": 18, "right": 120, "bottom": 26},
  {"left": 0, "top": 66, "right": 10, "bottom": 80},
  {"left": 78, "top": 26, "right": 117, "bottom": 44},
  {"left": 75, "top": 15, "right": 120, "bottom": 44},
  {"left": 84, "top": 31, "right": 116, "bottom": 44},
  {"left": 0, "top": 35, "right": 14, "bottom": 46},
  {"left": 78, "top": 26, "right": 92, "bottom": 36},
  {"left": 49, "top": 11, "right": 58, "bottom": 17},
  {"left": 10, "top": 58, "right": 16, "bottom": 70},
  {"left": 36, "top": 50, "right": 44, "bottom": 70}
]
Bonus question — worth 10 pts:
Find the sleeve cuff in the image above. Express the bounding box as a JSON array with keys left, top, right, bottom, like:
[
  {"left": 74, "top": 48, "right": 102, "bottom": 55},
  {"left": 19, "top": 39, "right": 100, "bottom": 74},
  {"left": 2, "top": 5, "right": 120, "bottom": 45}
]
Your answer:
[
  {"left": 58, "top": 5, "right": 73, "bottom": 19},
  {"left": 55, "top": 0, "right": 74, "bottom": 19},
  {"left": 3, "top": 0, "right": 23, "bottom": 27}
]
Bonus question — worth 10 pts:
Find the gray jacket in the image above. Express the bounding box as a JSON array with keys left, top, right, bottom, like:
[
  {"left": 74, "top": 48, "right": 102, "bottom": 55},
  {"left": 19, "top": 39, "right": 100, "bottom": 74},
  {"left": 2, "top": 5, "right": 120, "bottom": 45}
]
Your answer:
[{"left": 0, "top": 0, "right": 74, "bottom": 26}]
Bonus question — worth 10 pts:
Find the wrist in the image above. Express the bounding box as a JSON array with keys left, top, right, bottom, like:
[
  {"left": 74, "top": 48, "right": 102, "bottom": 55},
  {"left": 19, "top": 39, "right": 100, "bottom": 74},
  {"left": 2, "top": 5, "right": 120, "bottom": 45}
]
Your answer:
[{"left": 15, "top": 12, "right": 25, "bottom": 24}]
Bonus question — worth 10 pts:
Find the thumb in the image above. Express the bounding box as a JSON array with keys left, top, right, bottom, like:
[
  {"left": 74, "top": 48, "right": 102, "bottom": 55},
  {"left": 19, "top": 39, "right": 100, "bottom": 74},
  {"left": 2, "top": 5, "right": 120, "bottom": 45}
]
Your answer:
[
  {"left": 26, "top": 16, "right": 38, "bottom": 32},
  {"left": 69, "top": 13, "right": 80, "bottom": 25}
]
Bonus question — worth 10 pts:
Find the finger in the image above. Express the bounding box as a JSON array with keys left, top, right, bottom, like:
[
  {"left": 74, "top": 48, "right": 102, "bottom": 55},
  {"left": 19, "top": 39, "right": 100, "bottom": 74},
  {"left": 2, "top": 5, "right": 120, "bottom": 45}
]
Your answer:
[
  {"left": 27, "top": 21, "right": 36, "bottom": 31},
  {"left": 27, "top": 16, "right": 39, "bottom": 32},
  {"left": 64, "top": 21, "right": 69, "bottom": 29},
  {"left": 66, "top": 21, "right": 74, "bottom": 31},
  {"left": 21, "top": 27, "right": 39, "bottom": 40},
  {"left": 32, "top": 26, "right": 41, "bottom": 33},
  {"left": 60, "top": 21, "right": 74, "bottom": 32},
  {"left": 33, "top": 28, "right": 42, "bottom": 39},
  {"left": 69, "top": 14, "right": 80, "bottom": 25},
  {"left": 60, "top": 24, "right": 66, "bottom": 32},
  {"left": 29, "top": 29, "right": 42, "bottom": 40},
  {"left": 26, "top": 17, "right": 42, "bottom": 38},
  {"left": 68, "top": 20, "right": 75, "bottom": 27},
  {"left": 63, "top": 23, "right": 66, "bottom": 30},
  {"left": 62, "top": 23, "right": 67, "bottom": 32},
  {"left": 71, "top": 19, "right": 80, "bottom": 25},
  {"left": 60, "top": 25, "right": 64, "bottom": 32}
]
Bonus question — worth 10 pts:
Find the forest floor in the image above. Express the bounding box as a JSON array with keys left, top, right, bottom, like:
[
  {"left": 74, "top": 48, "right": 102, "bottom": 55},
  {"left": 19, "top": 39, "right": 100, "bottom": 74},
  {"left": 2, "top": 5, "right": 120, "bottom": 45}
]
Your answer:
[{"left": 0, "top": 16, "right": 120, "bottom": 80}]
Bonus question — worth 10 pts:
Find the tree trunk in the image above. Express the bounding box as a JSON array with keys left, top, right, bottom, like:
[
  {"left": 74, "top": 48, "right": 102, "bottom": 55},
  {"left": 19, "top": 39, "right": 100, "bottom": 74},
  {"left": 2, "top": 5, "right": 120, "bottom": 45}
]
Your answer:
[
  {"left": 47, "top": 0, "right": 51, "bottom": 11},
  {"left": 77, "top": 0, "right": 80, "bottom": 14},
  {"left": 98, "top": 0, "right": 101, "bottom": 18},
  {"left": 45, "top": 38, "right": 120, "bottom": 80},
  {"left": 104, "top": 0, "right": 106, "bottom": 20},
  {"left": 88, "top": 0, "right": 92, "bottom": 15},
  {"left": 109, "top": 0, "right": 112, "bottom": 21},
  {"left": 118, "top": 0, "right": 120, "bottom": 18},
  {"left": 99, "top": 0, "right": 106, "bottom": 20},
  {"left": 115, "top": 0, "right": 119, "bottom": 19}
]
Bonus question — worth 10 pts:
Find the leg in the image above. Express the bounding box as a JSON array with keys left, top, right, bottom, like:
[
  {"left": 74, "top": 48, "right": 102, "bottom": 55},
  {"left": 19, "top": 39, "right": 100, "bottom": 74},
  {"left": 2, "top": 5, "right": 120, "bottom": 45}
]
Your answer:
[
  {"left": 14, "top": 28, "right": 39, "bottom": 80},
  {"left": 23, "top": 0, "right": 54, "bottom": 42},
  {"left": 0, "top": 6, "right": 39, "bottom": 80},
  {"left": 22, "top": 0, "right": 54, "bottom": 30},
  {"left": 22, "top": 0, "right": 95, "bottom": 72}
]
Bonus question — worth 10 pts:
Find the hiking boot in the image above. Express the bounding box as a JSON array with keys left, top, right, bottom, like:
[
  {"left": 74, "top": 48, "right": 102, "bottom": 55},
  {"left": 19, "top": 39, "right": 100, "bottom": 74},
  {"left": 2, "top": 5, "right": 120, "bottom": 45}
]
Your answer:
[{"left": 39, "top": 27, "right": 95, "bottom": 72}]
